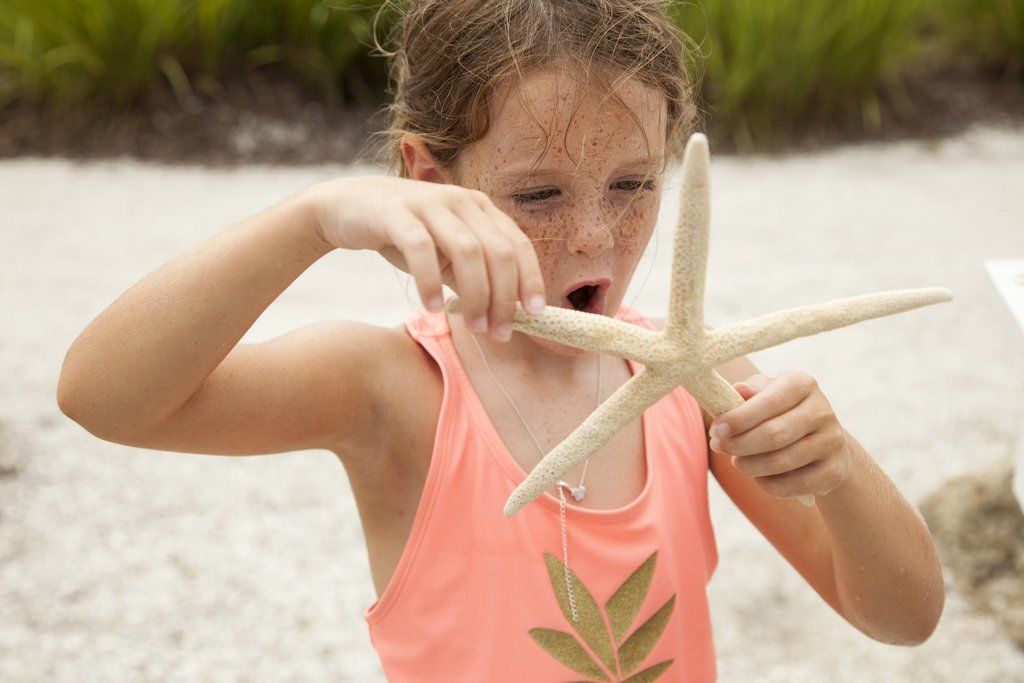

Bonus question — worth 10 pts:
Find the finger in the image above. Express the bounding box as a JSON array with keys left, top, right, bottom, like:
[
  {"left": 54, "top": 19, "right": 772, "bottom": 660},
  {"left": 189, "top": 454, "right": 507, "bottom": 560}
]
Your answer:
[
  {"left": 717, "top": 391, "right": 817, "bottom": 457},
  {"left": 730, "top": 430, "right": 821, "bottom": 477},
  {"left": 477, "top": 199, "right": 547, "bottom": 314},
  {"left": 715, "top": 373, "right": 803, "bottom": 438},
  {"left": 416, "top": 204, "right": 490, "bottom": 332},
  {"left": 386, "top": 214, "right": 445, "bottom": 312},
  {"left": 449, "top": 197, "right": 518, "bottom": 340}
]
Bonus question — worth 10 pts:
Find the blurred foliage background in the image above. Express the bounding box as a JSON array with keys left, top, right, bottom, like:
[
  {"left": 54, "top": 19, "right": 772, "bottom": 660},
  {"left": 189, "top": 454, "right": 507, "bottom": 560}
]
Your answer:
[
  {"left": 0, "top": 0, "right": 394, "bottom": 107},
  {"left": 0, "top": 0, "right": 1021, "bottom": 153}
]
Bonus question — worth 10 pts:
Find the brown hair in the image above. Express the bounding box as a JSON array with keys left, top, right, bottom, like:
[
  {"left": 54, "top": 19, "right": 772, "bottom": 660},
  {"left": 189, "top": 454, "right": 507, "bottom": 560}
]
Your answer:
[{"left": 364, "top": 0, "right": 702, "bottom": 182}]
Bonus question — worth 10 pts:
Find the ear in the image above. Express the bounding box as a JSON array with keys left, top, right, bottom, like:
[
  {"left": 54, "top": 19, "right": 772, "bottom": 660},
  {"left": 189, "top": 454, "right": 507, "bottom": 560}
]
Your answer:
[{"left": 401, "top": 134, "right": 454, "bottom": 184}]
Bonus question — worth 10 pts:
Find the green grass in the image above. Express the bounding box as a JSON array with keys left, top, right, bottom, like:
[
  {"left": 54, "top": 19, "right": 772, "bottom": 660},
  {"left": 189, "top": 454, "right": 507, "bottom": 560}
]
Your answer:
[
  {"left": 0, "top": 0, "right": 394, "bottom": 108},
  {"left": 0, "top": 0, "right": 190, "bottom": 106},
  {"left": 669, "top": 0, "right": 926, "bottom": 151},
  {"left": 0, "top": 0, "right": 1019, "bottom": 151}
]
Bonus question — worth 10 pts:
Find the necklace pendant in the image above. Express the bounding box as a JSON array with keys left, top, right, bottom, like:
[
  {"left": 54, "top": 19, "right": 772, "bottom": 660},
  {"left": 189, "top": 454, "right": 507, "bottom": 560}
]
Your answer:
[{"left": 558, "top": 480, "right": 587, "bottom": 502}]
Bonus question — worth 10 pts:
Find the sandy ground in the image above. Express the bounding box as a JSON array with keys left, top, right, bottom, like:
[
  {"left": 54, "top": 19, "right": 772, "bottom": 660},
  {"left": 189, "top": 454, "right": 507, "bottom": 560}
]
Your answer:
[{"left": 2, "top": 125, "right": 1023, "bottom": 682}]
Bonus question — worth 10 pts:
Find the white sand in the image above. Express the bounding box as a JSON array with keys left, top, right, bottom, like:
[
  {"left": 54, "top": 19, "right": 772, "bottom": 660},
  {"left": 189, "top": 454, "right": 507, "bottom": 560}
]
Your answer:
[{"left": 2, "top": 124, "right": 1023, "bottom": 681}]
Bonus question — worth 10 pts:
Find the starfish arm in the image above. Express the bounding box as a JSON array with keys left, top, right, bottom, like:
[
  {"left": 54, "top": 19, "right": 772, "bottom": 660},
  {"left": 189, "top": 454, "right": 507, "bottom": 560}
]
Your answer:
[
  {"left": 664, "top": 133, "right": 710, "bottom": 344},
  {"left": 509, "top": 306, "right": 660, "bottom": 362},
  {"left": 503, "top": 368, "right": 678, "bottom": 517},
  {"left": 702, "top": 287, "right": 954, "bottom": 368},
  {"left": 687, "top": 368, "right": 746, "bottom": 420},
  {"left": 445, "top": 297, "right": 659, "bottom": 364}
]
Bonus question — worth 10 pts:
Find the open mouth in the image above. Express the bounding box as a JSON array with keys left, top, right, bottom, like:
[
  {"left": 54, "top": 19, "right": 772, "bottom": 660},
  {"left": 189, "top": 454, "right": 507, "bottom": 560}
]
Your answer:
[{"left": 562, "top": 279, "right": 609, "bottom": 315}]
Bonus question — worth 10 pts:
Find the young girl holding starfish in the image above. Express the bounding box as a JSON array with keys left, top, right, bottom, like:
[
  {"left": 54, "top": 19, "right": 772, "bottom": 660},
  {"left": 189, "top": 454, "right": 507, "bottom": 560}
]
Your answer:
[{"left": 58, "top": 1, "right": 944, "bottom": 680}]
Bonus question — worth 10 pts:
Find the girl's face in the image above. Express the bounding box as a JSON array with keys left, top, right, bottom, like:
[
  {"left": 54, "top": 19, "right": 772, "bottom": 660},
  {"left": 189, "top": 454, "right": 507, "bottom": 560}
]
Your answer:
[{"left": 450, "top": 66, "right": 667, "bottom": 356}]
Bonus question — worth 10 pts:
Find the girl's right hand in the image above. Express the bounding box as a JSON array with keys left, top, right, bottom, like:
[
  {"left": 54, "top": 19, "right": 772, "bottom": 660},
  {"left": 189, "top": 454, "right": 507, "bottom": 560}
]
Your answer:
[{"left": 306, "top": 176, "right": 547, "bottom": 341}]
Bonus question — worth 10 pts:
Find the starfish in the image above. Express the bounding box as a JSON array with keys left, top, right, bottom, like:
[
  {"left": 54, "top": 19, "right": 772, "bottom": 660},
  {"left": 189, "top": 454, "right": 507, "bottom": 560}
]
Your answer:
[{"left": 449, "top": 133, "right": 952, "bottom": 518}]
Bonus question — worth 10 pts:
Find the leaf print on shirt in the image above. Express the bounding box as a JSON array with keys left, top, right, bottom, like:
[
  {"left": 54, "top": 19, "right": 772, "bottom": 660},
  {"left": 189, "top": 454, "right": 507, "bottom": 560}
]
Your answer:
[{"left": 528, "top": 550, "right": 675, "bottom": 682}]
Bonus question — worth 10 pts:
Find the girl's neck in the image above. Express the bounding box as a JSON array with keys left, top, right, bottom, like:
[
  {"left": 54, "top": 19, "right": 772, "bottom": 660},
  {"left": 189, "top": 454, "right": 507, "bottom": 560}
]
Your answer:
[{"left": 447, "top": 311, "right": 597, "bottom": 384}]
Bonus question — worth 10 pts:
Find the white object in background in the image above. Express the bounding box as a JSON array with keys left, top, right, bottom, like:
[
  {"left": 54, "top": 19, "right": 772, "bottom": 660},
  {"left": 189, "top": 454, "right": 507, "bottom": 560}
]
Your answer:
[{"left": 984, "top": 259, "right": 1024, "bottom": 512}]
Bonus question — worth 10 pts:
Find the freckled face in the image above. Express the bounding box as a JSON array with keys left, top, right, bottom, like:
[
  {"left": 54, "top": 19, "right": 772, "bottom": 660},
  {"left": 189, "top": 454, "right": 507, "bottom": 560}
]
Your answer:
[{"left": 450, "top": 65, "right": 667, "bottom": 355}]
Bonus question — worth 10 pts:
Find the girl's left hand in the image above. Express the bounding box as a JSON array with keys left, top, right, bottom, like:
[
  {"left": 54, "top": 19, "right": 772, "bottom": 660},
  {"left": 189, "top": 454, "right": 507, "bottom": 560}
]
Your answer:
[{"left": 708, "top": 371, "right": 853, "bottom": 499}]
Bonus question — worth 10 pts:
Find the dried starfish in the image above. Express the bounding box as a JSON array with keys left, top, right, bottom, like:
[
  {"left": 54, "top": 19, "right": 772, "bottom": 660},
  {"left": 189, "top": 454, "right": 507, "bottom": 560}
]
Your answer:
[{"left": 448, "top": 133, "right": 952, "bottom": 517}]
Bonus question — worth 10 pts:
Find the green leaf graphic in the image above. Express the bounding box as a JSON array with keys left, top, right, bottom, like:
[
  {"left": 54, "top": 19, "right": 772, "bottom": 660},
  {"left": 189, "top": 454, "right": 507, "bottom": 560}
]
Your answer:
[
  {"left": 527, "top": 628, "right": 609, "bottom": 681},
  {"left": 617, "top": 594, "right": 676, "bottom": 676},
  {"left": 604, "top": 551, "right": 658, "bottom": 645},
  {"left": 542, "top": 551, "right": 618, "bottom": 674},
  {"left": 621, "top": 659, "right": 674, "bottom": 682}
]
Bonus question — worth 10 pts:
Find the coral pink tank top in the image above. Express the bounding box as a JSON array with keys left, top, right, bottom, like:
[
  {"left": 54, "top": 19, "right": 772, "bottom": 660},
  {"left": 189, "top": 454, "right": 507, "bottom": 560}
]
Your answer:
[{"left": 363, "top": 302, "right": 719, "bottom": 682}]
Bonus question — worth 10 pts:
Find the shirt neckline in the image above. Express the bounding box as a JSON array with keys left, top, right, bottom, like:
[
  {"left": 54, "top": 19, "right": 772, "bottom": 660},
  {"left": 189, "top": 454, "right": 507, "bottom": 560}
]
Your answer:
[{"left": 439, "top": 304, "right": 655, "bottom": 524}]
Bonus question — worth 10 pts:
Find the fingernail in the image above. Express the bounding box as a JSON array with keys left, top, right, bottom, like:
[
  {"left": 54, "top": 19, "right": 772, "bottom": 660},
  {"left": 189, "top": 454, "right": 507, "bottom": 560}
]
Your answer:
[
  {"left": 527, "top": 295, "right": 546, "bottom": 314},
  {"left": 709, "top": 437, "right": 720, "bottom": 453},
  {"left": 495, "top": 322, "right": 512, "bottom": 341},
  {"left": 469, "top": 316, "right": 488, "bottom": 332},
  {"left": 427, "top": 295, "right": 444, "bottom": 312},
  {"left": 711, "top": 422, "right": 731, "bottom": 438}
]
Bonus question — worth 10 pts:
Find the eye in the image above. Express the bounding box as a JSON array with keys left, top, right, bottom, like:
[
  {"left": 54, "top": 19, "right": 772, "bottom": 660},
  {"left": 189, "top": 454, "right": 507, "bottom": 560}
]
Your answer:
[
  {"left": 512, "top": 188, "right": 560, "bottom": 206},
  {"left": 615, "top": 178, "right": 657, "bottom": 193}
]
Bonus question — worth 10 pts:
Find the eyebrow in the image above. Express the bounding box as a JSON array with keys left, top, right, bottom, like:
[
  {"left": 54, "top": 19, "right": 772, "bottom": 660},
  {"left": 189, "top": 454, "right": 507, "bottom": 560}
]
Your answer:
[{"left": 492, "top": 157, "right": 665, "bottom": 179}]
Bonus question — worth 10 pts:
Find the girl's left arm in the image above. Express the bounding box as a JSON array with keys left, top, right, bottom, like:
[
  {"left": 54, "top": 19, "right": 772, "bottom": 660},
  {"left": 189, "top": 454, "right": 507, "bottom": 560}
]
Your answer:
[
  {"left": 811, "top": 425, "right": 946, "bottom": 645},
  {"left": 709, "top": 370, "right": 945, "bottom": 646}
]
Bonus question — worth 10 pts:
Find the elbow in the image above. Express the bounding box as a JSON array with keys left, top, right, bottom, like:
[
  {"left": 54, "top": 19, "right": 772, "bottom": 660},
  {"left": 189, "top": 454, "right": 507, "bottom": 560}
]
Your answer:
[
  {"left": 905, "top": 586, "right": 945, "bottom": 647},
  {"left": 905, "top": 559, "right": 947, "bottom": 646},
  {"left": 56, "top": 380, "right": 108, "bottom": 440},
  {"left": 55, "top": 372, "right": 132, "bottom": 443},
  {"left": 56, "top": 371, "right": 86, "bottom": 425},
  {"left": 857, "top": 618, "right": 938, "bottom": 648},
  {"left": 56, "top": 371, "right": 182, "bottom": 446},
  {"left": 889, "top": 613, "right": 942, "bottom": 648},
  {"left": 840, "top": 575, "right": 946, "bottom": 647},
  {"left": 56, "top": 351, "right": 90, "bottom": 423},
  {"left": 882, "top": 614, "right": 942, "bottom": 648},
  {"left": 864, "top": 589, "right": 946, "bottom": 647}
]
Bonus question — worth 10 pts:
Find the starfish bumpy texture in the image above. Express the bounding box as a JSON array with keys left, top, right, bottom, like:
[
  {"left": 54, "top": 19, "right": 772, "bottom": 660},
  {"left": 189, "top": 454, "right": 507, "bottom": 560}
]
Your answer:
[{"left": 449, "top": 133, "right": 952, "bottom": 518}]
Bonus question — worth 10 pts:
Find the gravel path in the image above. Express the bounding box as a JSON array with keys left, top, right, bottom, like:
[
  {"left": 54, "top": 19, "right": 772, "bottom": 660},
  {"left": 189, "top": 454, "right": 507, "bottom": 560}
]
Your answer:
[{"left": 2, "top": 125, "right": 1023, "bottom": 681}]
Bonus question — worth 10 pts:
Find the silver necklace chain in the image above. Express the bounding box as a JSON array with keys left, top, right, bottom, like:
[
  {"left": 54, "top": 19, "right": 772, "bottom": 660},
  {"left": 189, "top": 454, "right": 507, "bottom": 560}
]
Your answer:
[{"left": 463, "top": 319, "right": 601, "bottom": 623}]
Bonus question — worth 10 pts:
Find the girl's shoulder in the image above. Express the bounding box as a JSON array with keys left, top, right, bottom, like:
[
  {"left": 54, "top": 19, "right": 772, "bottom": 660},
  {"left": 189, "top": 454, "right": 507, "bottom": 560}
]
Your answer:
[{"left": 360, "top": 320, "right": 445, "bottom": 469}]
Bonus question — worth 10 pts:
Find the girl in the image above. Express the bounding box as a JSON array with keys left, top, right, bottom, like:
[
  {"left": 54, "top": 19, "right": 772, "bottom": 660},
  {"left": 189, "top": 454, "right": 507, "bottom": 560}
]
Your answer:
[{"left": 57, "top": 1, "right": 944, "bottom": 681}]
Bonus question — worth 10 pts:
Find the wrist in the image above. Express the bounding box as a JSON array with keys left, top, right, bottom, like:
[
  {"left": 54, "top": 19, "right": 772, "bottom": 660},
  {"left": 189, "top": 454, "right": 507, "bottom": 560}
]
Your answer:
[
  {"left": 817, "top": 427, "right": 861, "bottom": 503},
  {"left": 293, "top": 182, "right": 337, "bottom": 256}
]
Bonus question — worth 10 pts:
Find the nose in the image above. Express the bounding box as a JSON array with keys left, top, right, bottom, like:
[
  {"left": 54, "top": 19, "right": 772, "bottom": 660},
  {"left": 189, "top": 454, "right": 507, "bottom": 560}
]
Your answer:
[{"left": 564, "top": 194, "right": 616, "bottom": 257}]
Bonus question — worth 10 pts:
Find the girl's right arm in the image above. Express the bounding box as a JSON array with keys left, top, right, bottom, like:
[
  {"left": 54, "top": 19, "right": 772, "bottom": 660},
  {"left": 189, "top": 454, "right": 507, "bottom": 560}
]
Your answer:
[{"left": 56, "top": 175, "right": 545, "bottom": 459}]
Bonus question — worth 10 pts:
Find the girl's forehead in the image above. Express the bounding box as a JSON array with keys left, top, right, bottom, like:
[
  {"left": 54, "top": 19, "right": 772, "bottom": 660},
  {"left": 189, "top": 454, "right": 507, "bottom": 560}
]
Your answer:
[{"left": 472, "top": 72, "right": 666, "bottom": 178}]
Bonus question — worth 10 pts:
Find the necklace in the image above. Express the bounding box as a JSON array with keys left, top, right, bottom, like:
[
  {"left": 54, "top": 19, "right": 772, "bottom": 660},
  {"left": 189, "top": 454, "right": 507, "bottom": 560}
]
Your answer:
[{"left": 463, "top": 318, "right": 600, "bottom": 623}]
